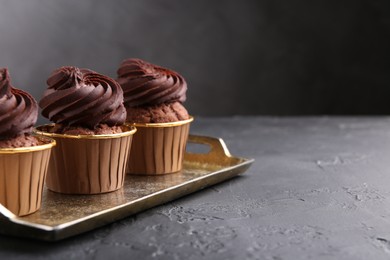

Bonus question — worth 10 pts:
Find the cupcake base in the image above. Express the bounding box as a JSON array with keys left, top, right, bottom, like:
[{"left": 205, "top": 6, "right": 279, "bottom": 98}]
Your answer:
[
  {"left": 35, "top": 124, "right": 136, "bottom": 194},
  {"left": 0, "top": 136, "right": 55, "bottom": 216},
  {"left": 127, "top": 117, "right": 193, "bottom": 175}
]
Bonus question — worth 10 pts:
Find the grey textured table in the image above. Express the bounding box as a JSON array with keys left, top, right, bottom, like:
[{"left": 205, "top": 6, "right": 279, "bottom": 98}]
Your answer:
[{"left": 2, "top": 116, "right": 390, "bottom": 260}]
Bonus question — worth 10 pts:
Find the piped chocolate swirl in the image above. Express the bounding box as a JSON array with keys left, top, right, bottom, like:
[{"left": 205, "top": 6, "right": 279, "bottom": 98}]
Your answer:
[
  {"left": 39, "top": 66, "right": 126, "bottom": 129},
  {"left": 0, "top": 68, "right": 38, "bottom": 140},
  {"left": 116, "top": 58, "right": 187, "bottom": 107}
]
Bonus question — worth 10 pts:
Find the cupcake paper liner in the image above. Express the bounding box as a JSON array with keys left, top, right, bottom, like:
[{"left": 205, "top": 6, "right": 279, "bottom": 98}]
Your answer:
[
  {"left": 127, "top": 117, "right": 193, "bottom": 175},
  {"left": 35, "top": 125, "right": 136, "bottom": 194},
  {"left": 0, "top": 136, "right": 55, "bottom": 216}
]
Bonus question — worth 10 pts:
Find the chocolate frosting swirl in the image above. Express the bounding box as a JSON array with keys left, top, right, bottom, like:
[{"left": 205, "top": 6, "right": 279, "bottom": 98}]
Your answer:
[
  {"left": 116, "top": 58, "right": 187, "bottom": 107},
  {"left": 39, "top": 66, "right": 126, "bottom": 129},
  {"left": 0, "top": 68, "right": 38, "bottom": 139}
]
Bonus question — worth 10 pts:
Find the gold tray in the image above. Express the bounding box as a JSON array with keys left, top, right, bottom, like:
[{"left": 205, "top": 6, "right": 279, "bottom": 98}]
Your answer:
[{"left": 0, "top": 135, "right": 254, "bottom": 241}]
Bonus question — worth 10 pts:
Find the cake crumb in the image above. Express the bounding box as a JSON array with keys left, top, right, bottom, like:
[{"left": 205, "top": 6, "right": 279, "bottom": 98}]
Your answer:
[{"left": 0, "top": 134, "right": 40, "bottom": 148}]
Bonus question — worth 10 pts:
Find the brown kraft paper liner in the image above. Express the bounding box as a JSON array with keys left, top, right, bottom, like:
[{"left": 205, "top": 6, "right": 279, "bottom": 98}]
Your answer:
[
  {"left": 127, "top": 118, "right": 192, "bottom": 175},
  {"left": 35, "top": 125, "right": 136, "bottom": 194},
  {"left": 0, "top": 137, "right": 55, "bottom": 216}
]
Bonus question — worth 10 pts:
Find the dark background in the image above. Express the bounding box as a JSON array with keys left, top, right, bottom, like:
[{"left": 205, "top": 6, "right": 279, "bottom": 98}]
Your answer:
[{"left": 1, "top": 0, "right": 390, "bottom": 124}]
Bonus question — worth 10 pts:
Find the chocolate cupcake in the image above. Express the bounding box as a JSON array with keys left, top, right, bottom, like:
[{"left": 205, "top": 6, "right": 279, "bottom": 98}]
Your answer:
[
  {"left": 36, "top": 66, "right": 136, "bottom": 194},
  {"left": 0, "top": 68, "right": 55, "bottom": 216},
  {"left": 117, "top": 59, "right": 193, "bottom": 175}
]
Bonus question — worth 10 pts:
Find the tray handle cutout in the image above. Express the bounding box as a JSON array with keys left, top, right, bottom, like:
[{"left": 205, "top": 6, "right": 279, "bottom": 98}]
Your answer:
[{"left": 185, "top": 135, "right": 235, "bottom": 164}]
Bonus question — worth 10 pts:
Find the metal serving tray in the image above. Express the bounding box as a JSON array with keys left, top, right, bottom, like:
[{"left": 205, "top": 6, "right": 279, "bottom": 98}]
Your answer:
[{"left": 0, "top": 135, "right": 254, "bottom": 241}]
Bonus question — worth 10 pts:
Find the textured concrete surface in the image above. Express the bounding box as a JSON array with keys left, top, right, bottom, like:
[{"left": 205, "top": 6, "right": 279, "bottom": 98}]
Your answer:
[{"left": 2, "top": 117, "right": 390, "bottom": 259}]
